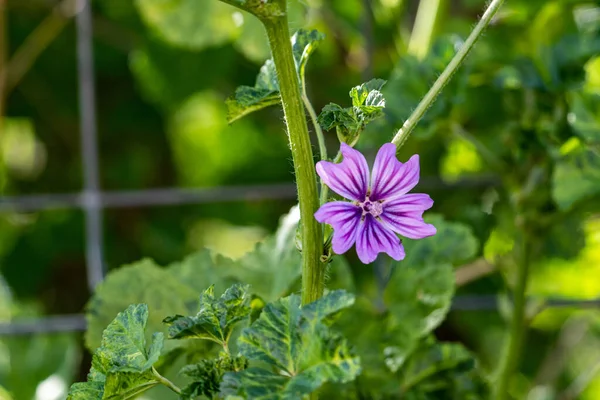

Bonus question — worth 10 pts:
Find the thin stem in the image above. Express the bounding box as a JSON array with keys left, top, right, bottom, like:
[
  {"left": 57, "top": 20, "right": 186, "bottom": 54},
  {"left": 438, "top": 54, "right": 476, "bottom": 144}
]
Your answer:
[
  {"left": 492, "top": 233, "right": 531, "bottom": 400},
  {"left": 407, "top": 0, "right": 445, "bottom": 59},
  {"left": 301, "top": 94, "right": 327, "bottom": 163},
  {"left": 318, "top": 151, "right": 342, "bottom": 206},
  {"left": 302, "top": 93, "right": 330, "bottom": 208},
  {"left": 152, "top": 366, "right": 182, "bottom": 395},
  {"left": 2, "top": 0, "right": 72, "bottom": 98},
  {"left": 263, "top": 8, "right": 324, "bottom": 305},
  {"left": 391, "top": 0, "right": 505, "bottom": 150}
]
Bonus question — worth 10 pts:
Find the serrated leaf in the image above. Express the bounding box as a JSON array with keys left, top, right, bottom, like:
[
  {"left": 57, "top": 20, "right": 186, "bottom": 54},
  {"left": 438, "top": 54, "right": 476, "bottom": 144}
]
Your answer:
[
  {"left": 179, "top": 354, "right": 248, "bottom": 399},
  {"left": 103, "top": 371, "right": 159, "bottom": 399},
  {"left": 68, "top": 305, "right": 163, "bottom": 400},
  {"left": 552, "top": 147, "right": 600, "bottom": 209},
  {"left": 96, "top": 304, "right": 164, "bottom": 373},
  {"left": 317, "top": 79, "right": 387, "bottom": 144},
  {"left": 227, "top": 29, "right": 324, "bottom": 122},
  {"left": 163, "top": 284, "right": 251, "bottom": 344},
  {"left": 66, "top": 382, "right": 104, "bottom": 400},
  {"left": 223, "top": 291, "right": 360, "bottom": 398}
]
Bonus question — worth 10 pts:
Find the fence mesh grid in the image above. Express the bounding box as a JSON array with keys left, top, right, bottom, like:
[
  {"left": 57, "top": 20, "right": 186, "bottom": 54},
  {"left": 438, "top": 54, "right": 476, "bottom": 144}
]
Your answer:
[{"left": 0, "top": 1, "right": 598, "bottom": 337}]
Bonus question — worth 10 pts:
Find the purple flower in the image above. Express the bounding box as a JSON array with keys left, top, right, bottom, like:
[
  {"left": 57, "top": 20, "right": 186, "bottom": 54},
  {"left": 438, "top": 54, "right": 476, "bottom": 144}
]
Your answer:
[{"left": 315, "top": 143, "right": 436, "bottom": 264}]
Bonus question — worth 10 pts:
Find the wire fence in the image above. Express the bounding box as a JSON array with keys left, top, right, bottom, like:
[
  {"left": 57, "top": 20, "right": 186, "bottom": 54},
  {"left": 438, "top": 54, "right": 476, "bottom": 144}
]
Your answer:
[{"left": 0, "top": 1, "right": 599, "bottom": 337}]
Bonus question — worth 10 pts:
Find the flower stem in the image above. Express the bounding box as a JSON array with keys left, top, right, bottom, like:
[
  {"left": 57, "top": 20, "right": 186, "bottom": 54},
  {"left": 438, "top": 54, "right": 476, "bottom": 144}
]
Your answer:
[
  {"left": 263, "top": 8, "right": 324, "bottom": 305},
  {"left": 152, "top": 366, "right": 182, "bottom": 395},
  {"left": 391, "top": 0, "right": 505, "bottom": 150},
  {"left": 301, "top": 93, "right": 329, "bottom": 208},
  {"left": 407, "top": 0, "right": 445, "bottom": 59},
  {"left": 492, "top": 232, "right": 531, "bottom": 400}
]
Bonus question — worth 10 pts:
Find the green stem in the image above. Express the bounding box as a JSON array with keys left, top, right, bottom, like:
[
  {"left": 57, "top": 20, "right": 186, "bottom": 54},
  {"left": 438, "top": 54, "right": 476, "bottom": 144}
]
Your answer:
[
  {"left": 407, "top": 0, "right": 445, "bottom": 59},
  {"left": 318, "top": 151, "right": 342, "bottom": 208},
  {"left": 302, "top": 95, "right": 327, "bottom": 163},
  {"left": 391, "top": 0, "right": 505, "bottom": 150},
  {"left": 263, "top": 8, "right": 324, "bottom": 305},
  {"left": 492, "top": 233, "right": 531, "bottom": 400},
  {"left": 152, "top": 367, "right": 182, "bottom": 395},
  {"left": 301, "top": 93, "right": 329, "bottom": 208}
]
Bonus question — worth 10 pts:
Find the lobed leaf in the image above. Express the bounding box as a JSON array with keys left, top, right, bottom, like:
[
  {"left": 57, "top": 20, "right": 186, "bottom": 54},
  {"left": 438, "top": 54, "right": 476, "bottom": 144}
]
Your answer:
[
  {"left": 317, "top": 79, "right": 387, "bottom": 144},
  {"left": 68, "top": 304, "right": 163, "bottom": 400},
  {"left": 163, "top": 284, "right": 251, "bottom": 344},
  {"left": 226, "top": 29, "right": 324, "bottom": 122},
  {"left": 223, "top": 291, "right": 360, "bottom": 398},
  {"left": 180, "top": 354, "right": 248, "bottom": 399}
]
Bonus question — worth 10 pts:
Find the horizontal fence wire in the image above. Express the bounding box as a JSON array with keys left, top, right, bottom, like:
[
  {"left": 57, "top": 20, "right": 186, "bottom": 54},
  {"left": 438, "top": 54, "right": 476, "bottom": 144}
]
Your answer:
[
  {"left": 0, "top": 175, "right": 499, "bottom": 213},
  {"left": 1, "top": 296, "right": 599, "bottom": 336}
]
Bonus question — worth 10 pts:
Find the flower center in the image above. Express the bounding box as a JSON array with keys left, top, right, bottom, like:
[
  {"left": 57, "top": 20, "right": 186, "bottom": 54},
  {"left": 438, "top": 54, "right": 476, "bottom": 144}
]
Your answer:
[{"left": 360, "top": 197, "right": 383, "bottom": 218}]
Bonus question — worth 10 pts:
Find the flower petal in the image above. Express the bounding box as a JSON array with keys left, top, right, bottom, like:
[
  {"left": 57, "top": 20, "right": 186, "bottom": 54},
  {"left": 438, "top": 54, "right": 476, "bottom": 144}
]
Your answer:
[
  {"left": 380, "top": 194, "right": 436, "bottom": 239},
  {"left": 316, "top": 143, "right": 369, "bottom": 201},
  {"left": 355, "top": 214, "right": 405, "bottom": 264},
  {"left": 315, "top": 201, "right": 361, "bottom": 255},
  {"left": 370, "top": 144, "right": 420, "bottom": 201}
]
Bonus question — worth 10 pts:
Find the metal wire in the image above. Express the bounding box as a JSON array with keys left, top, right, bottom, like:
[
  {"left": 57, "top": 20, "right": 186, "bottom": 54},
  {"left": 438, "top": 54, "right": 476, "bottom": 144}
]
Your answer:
[
  {"left": 1, "top": 296, "right": 599, "bottom": 335},
  {"left": 0, "top": 0, "right": 587, "bottom": 338},
  {"left": 76, "top": 0, "right": 104, "bottom": 291}
]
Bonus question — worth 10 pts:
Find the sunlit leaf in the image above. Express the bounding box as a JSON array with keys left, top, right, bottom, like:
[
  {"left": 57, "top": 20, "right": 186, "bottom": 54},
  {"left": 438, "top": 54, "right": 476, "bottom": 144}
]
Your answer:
[
  {"left": 96, "top": 304, "right": 164, "bottom": 373},
  {"left": 134, "top": 0, "right": 239, "bottom": 50},
  {"left": 163, "top": 284, "right": 251, "bottom": 344},
  {"left": 552, "top": 147, "right": 600, "bottom": 210},
  {"left": 317, "top": 79, "right": 387, "bottom": 145},
  {"left": 68, "top": 305, "right": 163, "bottom": 400}
]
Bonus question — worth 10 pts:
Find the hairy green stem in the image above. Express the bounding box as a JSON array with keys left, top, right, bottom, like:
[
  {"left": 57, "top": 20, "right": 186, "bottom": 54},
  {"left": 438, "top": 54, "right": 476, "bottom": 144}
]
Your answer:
[
  {"left": 492, "top": 233, "right": 531, "bottom": 400},
  {"left": 407, "top": 0, "right": 445, "bottom": 59},
  {"left": 391, "top": 0, "right": 505, "bottom": 150},
  {"left": 152, "top": 367, "right": 182, "bottom": 395},
  {"left": 263, "top": 9, "right": 324, "bottom": 305}
]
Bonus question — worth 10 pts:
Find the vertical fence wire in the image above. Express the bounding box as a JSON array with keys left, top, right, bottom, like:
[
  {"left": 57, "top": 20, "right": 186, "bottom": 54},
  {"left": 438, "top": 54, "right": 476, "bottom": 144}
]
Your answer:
[{"left": 76, "top": 0, "right": 104, "bottom": 290}]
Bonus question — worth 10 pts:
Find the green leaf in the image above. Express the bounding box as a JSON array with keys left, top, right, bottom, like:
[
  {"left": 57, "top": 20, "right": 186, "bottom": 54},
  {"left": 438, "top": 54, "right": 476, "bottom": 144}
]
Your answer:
[
  {"left": 66, "top": 382, "right": 104, "bottom": 400},
  {"left": 168, "top": 205, "right": 302, "bottom": 303},
  {"left": 400, "top": 338, "right": 488, "bottom": 398},
  {"left": 567, "top": 91, "right": 600, "bottom": 143},
  {"left": 179, "top": 354, "right": 248, "bottom": 399},
  {"left": 134, "top": 0, "right": 240, "bottom": 51},
  {"left": 163, "top": 284, "right": 251, "bottom": 344},
  {"left": 317, "top": 79, "right": 387, "bottom": 145},
  {"left": 385, "top": 215, "right": 478, "bottom": 340},
  {"left": 552, "top": 147, "right": 600, "bottom": 210},
  {"left": 103, "top": 372, "right": 159, "bottom": 399},
  {"left": 344, "top": 215, "right": 477, "bottom": 388},
  {"left": 96, "top": 304, "right": 164, "bottom": 373},
  {"left": 68, "top": 305, "right": 163, "bottom": 400},
  {"left": 226, "top": 29, "right": 324, "bottom": 122},
  {"left": 223, "top": 291, "right": 360, "bottom": 398},
  {"left": 401, "top": 214, "right": 479, "bottom": 268},
  {"left": 85, "top": 259, "right": 199, "bottom": 351}
]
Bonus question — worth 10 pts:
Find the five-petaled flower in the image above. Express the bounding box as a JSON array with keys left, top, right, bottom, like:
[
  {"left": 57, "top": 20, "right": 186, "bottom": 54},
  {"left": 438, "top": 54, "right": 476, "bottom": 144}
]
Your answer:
[{"left": 315, "top": 143, "right": 436, "bottom": 264}]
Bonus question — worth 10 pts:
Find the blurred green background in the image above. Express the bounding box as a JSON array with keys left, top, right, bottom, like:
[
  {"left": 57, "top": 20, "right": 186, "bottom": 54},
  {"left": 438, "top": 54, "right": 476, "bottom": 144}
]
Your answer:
[{"left": 1, "top": 0, "right": 600, "bottom": 399}]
